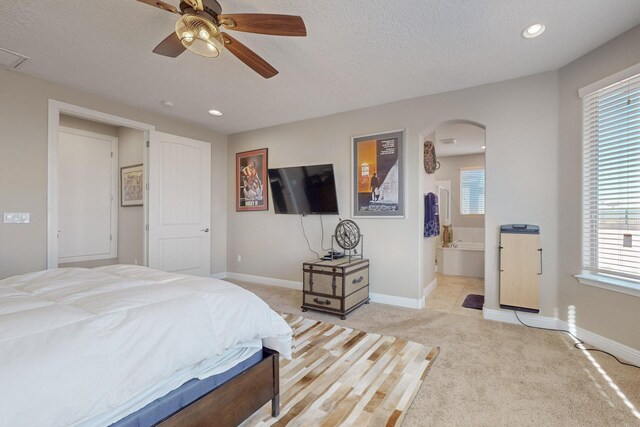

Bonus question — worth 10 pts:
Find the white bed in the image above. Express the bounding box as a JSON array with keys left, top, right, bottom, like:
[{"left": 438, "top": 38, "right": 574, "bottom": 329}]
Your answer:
[{"left": 0, "top": 265, "right": 292, "bottom": 427}]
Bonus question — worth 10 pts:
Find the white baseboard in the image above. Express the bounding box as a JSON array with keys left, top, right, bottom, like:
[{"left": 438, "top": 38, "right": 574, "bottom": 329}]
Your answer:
[
  {"left": 483, "top": 308, "right": 559, "bottom": 329},
  {"left": 217, "top": 272, "right": 423, "bottom": 309},
  {"left": 369, "top": 293, "right": 423, "bottom": 309},
  {"left": 483, "top": 308, "right": 640, "bottom": 367},
  {"left": 423, "top": 278, "right": 437, "bottom": 298},
  {"left": 556, "top": 319, "right": 640, "bottom": 368},
  {"left": 221, "top": 272, "right": 302, "bottom": 290}
]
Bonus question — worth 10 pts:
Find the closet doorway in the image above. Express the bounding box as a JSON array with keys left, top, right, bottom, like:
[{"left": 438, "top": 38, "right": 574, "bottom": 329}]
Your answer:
[
  {"left": 47, "top": 100, "right": 213, "bottom": 276},
  {"left": 48, "top": 101, "right": 153, "bottom": 270},
  {"left": 58, "top": 123, "right": 119, "bottom": 265}
]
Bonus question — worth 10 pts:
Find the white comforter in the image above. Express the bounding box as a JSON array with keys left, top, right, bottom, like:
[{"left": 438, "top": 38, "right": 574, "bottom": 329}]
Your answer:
[{"left": 0, "top": 265, "right": 292, "bottom": 427}]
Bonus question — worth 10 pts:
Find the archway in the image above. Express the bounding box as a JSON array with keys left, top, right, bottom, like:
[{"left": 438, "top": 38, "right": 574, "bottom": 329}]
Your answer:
[{"left": 418, "top": 120, "right": 486, "bottom": 313}]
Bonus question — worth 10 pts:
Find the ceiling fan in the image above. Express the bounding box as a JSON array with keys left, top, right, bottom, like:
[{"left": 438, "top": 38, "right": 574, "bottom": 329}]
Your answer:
[{"left": 136, "top": 0, "right": 307, "bottom": 78}]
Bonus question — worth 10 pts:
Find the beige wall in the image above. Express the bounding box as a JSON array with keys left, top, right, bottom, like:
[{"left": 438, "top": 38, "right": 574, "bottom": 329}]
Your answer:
[
  {"left": 228, "top": 71, "right": 560, "bottom": 310},
  {"left": 434, "top": 153, "right": 485, "bottom": 229},
  {"left": 117, "top": 127, "right": 145, "bottom": 265},
  {"left": 0, "top": 69, "right": 227, "bottom": 278},
  {"left": 60, "top": 114, "right": 119, "bottom": 137},
  {"left": 558, "top": 25, "right": 640, "bottom": 350}
]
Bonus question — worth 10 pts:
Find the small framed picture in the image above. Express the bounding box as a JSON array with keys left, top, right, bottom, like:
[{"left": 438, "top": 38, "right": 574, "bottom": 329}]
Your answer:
[
  {"left": 352, "top": 130, "right": 405, "bottom": 218},
  {"left": 236, "top": 148, "right": 268, "bottom": 212},
  {"left": 120, "top": 164, "right": 143, "bottom": 207}
]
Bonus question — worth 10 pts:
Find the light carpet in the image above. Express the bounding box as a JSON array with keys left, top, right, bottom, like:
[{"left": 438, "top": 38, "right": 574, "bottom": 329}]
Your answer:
[{"left": 243, "top": 313, "right": 439, "bottom": 427}]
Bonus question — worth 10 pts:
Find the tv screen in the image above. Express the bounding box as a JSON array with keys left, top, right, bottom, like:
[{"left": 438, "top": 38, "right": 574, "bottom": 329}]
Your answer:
[{"left": 268, "top": 164, "right": 339, "bottom": 215}]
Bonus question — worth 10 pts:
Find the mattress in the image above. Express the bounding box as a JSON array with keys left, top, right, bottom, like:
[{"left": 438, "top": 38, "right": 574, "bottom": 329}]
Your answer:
[
  {"left": 0, "top": 265, "right": 292, "bottom": 427},
  {"left": 110, "top": 348, "right": 264, "bottom": 427}
]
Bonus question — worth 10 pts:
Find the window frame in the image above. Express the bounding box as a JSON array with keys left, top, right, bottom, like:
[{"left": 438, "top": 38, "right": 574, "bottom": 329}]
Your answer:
[
  {"left": 576, "top": 63, "right": 640, "bottom": 297},
  {"left": 459, "top": 166, "right": 485, "bottom": 216}
]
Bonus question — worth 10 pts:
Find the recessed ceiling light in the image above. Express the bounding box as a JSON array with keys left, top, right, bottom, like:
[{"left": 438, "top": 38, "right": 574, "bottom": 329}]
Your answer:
[
  {"left": 160, "top": 100, "right": 174, "bottom": 107},
  {"left": 522, "top": 23, "right": 545, "bottom": 39},
  {"left": 481, "top": 145, "right": 486, "bottom": 150},
  {"left": 208, "top": 109, "right": 223, "bottom": 116}
]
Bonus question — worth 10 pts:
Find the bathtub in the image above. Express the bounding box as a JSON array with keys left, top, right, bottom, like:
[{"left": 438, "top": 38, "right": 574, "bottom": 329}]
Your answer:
[{"left": 436, "top": 242, "right": 484, "bottom": 278}]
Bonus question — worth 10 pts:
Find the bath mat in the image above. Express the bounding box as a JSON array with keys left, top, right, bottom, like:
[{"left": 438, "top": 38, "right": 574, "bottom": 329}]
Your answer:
[
  {"left": 462, "top": 294, "right": 484, "bottom": 310},
  {"left": 241, "top": 313, "right": 440, "bottom": 427}
]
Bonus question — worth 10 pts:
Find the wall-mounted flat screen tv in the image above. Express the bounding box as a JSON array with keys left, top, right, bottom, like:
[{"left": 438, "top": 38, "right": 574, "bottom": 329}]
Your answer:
[{"left": 268, "top": 164, "right": 339, "bottom": 215}]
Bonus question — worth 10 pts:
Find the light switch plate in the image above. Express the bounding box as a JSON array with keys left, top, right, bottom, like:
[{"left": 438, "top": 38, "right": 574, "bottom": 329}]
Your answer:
[{"left": 4, "top": 212, "right": 30, "bottom": 223}]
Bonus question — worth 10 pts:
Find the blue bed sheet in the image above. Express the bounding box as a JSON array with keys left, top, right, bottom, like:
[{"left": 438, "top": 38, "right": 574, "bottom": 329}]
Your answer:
[{"left": 110, "top": 349, "right": 264, "bottom": 427}]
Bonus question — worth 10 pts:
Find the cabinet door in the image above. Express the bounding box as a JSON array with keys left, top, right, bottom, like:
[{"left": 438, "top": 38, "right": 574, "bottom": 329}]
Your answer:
[{"left": 500, "top": 233, "right": 540, "bottom": 310}]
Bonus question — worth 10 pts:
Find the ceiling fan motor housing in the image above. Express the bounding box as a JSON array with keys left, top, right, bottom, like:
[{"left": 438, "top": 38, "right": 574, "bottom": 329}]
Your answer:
[{"left": 175, "top": 14, "right": 224, "bottom": 57}]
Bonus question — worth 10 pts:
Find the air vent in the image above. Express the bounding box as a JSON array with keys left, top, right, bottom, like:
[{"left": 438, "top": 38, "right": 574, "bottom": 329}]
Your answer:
[
  {"left": 439, "top": 138, "right": 457, "bottom": 145},
  {"left": 0, "top": 48, "right": 29, "bottom": 69}
]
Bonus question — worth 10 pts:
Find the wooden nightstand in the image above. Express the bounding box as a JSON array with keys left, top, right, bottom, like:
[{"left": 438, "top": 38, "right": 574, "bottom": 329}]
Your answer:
[{"left": 301, "top": 258, "right": 369, "bottom": 319}]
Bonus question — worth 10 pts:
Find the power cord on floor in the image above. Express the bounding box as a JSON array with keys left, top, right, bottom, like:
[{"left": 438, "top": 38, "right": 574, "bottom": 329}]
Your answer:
[
  {"left": 513, "top": 310, "right": 640, "bottom": 370},
  {"left": 300, "top": 214, "right": 320, "bottom": 259}
]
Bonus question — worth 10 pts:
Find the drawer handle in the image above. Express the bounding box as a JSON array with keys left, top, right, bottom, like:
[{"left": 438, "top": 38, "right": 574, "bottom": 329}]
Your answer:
[
  {"left": 352, "top": 276, "right": 364, "bottom": 284},
  {"left": 313, "top": 298, "right": 331, "bottom": 306}
]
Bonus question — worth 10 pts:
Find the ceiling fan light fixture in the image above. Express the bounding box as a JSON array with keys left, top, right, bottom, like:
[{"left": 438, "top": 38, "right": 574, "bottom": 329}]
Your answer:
[{"left": 176, "top": 14, "right": 224, "bottom": 58}]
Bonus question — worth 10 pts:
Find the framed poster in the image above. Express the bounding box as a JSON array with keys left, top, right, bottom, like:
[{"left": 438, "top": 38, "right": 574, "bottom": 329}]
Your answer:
[
  {"left": 352, "top": 130, "right": 404, "bottom": 218},
  {"left": 236, "top": 148, "right": 268, "bottom": 211},
  {"left": 120, "top": 164, "right": 143, "bottom": 207}
]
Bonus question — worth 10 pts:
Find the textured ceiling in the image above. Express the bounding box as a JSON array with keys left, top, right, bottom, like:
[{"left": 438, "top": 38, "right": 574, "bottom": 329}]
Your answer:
[{"left": 1, "top": 1, "right": 640, "bottom": 134}]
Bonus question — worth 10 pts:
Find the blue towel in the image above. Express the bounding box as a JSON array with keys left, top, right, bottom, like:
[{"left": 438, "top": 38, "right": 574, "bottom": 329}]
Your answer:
[{"left": 424, "top": 193, "right": 440, "bottom": 238}]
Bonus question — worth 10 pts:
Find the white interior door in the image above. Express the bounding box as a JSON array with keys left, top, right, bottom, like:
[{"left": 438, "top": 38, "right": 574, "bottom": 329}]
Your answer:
[
  {"left": 58, "top": 127, "right": 117, "bottom": 263},
  {"left": 148, "top": 131, "right": 211, "bottom": 276}
]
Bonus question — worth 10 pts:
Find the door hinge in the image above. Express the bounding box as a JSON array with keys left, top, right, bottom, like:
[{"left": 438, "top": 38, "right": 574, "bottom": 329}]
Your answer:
[
  {"left": 146, "top": 183, "right": 149, "bottom": 190},
  {"left": 110, "top": 234, "right": 113, "bottom": 241},
  {"left": 146, "top": 224, "right": 149, "bottom": 231},
  {"left": 146, "top": 140, "right": 150, "bottom": 148},
  {"left": 111, "top": 152, "right": 113, "bottom": 158}
]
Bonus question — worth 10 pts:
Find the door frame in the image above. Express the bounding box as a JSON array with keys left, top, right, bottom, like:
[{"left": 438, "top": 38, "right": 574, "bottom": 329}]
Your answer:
[{"left": 47, "top": 100, "right": 155, "bottom": 269}]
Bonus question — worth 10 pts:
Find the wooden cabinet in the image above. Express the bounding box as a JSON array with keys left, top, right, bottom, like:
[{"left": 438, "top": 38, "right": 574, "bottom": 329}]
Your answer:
[
  {"left": 302, "top": 258, "right": 370, "bottom": 319},
  {"left": 499, "top": 231, "right": 541, "bottom": 313}
]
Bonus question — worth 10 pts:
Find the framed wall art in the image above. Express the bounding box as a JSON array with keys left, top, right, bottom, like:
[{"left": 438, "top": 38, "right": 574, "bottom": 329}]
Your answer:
[
  {"left": 352, "top": 130, "right": 405, "bottom": 218},
  {"left": 236, "top": 148, "right": 268, "bottom": 212},
  {"left": 120, "top": 164, "right": 143, "bottom": 207}
]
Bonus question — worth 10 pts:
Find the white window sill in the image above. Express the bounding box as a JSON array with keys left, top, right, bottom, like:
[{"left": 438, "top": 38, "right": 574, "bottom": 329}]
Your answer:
[{"left": 575, "top": 273, "right": 640, "bottom": 298}]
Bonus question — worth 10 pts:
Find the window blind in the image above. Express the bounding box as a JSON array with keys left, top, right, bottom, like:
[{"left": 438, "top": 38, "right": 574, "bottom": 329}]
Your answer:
[
  {"left": 460, "top": 167, "right": 485, "bottom": 215},
  {"left": 582, "top": 71, "right": 640, "bottom": 283}
]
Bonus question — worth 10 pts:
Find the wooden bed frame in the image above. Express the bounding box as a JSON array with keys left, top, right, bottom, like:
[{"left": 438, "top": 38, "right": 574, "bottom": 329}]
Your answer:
[{"left": 158, "top": 348, "right": 280, "bottom": 427}]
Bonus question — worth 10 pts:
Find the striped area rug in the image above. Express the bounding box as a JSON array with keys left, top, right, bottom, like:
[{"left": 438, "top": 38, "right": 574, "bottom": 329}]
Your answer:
[{"left": 243, "top": 313, "right": 440, "bottom": 427}]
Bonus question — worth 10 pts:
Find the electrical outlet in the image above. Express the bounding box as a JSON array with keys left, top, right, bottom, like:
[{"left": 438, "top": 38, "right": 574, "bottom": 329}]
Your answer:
[
  {"left": 237, "top": 255, "right": 242, "bottom": 262},
  {"left": 4, "top": 212, "right": 30, "bottom": 223}
]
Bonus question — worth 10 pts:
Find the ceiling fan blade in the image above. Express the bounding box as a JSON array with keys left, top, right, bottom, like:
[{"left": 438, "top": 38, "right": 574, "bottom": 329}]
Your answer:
[
  {"left": 136, "top": 0, "right": 180, "bottom": 14},
  {"left": 219, "top": 14, "right": 307, "bottom": 37},
  {"left": 153, "top": 33, "right": 186, "bottom": 57},
  {"left": 222, "top": 33, "right": 278, "bottom": 79},
  {"left": 184, "top": 0, "right": 204, "bottom": 11}
]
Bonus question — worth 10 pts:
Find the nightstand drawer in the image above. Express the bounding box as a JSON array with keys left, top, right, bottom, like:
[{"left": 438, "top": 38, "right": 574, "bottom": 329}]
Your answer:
[
  {"left": 303, "top": 293, "right": 341, "bottom": 309},
  {"left": 344, "top": 268, "right": 368, "bottom": 295}
]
